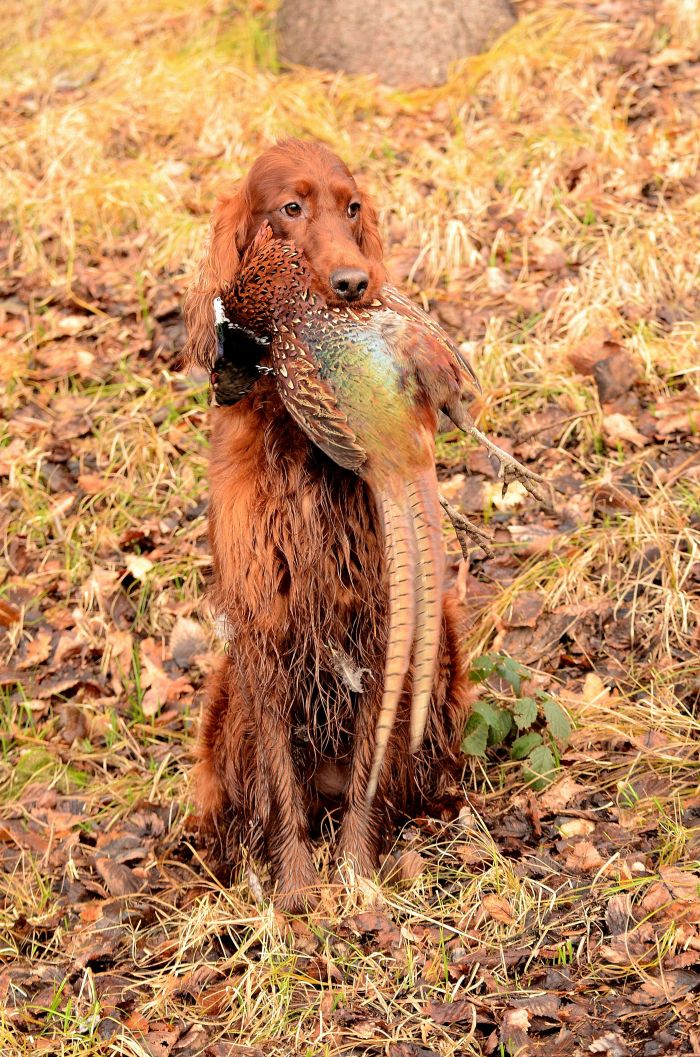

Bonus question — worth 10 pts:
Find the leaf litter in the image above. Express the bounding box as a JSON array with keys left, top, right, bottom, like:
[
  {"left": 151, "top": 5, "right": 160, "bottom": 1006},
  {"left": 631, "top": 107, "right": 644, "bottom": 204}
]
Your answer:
[{"left": 1, "top": 0, "right": 700, "bottom": 1053}]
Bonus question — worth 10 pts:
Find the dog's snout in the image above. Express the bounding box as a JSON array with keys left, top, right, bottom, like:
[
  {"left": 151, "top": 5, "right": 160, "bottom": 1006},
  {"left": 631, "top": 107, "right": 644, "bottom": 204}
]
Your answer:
[{"left": 330, "top": 267, "right": 369, "bottom": 302}]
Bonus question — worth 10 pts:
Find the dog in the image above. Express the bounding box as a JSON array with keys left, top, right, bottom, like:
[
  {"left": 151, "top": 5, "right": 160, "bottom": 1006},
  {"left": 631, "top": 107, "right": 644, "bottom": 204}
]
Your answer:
[{"left": 182, "top": 139, "right": 470, "bottom": 910}]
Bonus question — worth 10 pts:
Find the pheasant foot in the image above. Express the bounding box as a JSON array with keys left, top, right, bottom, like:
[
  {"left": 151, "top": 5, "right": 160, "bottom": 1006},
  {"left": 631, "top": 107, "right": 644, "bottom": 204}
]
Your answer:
[
  {"left": 438, "top": 495, "right": 494, "bottom": 559},
  {"left": 467, "top": 425, "right": 554, "bottom": 508}
]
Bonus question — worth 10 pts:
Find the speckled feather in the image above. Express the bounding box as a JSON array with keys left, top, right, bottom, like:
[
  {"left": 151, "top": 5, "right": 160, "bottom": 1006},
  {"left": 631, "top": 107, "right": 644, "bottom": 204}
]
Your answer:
[{"left": 218, "top": 223, "right": 480, "bottom": 803}]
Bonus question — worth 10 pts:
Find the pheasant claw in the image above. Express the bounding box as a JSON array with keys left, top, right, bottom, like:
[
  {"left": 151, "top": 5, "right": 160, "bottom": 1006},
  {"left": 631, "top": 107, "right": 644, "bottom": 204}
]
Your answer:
[
  {"left": 438, "top": 495, "right": 494, "bottom": 559},
  {"left": 466, "top": 425, "right": 553, "bottom": 509}
]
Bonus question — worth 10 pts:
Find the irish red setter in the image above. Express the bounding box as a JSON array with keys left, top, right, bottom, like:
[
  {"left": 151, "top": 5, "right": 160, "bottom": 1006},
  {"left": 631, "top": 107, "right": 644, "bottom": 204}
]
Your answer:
[{"left": 183, "top": 139, "right": 470, "bottom": 910}]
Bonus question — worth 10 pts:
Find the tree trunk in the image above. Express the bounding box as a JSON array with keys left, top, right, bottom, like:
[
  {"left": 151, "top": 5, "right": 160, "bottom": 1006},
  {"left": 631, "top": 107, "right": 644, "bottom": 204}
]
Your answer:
[{"left": 277, "top": 0, "right": 517, "bottom": 89}]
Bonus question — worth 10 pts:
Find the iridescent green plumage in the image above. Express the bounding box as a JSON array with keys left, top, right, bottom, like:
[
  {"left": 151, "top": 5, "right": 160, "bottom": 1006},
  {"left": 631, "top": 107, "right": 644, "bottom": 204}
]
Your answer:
[{"left": 218, "top": 223, "right": 480, "bottom": 804}]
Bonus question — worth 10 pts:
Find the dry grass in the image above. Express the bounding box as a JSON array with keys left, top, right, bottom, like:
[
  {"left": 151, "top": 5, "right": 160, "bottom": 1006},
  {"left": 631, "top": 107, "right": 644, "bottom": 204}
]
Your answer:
[{"left": 1, "top": 0, "right": 700, "bottom": 1054}]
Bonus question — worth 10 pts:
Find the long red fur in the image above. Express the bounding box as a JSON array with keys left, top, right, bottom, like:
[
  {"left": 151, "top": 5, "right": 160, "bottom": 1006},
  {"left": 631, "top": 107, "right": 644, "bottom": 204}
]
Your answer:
[{"left": 182, "top": 139, "right": 470, "bottom": 909}]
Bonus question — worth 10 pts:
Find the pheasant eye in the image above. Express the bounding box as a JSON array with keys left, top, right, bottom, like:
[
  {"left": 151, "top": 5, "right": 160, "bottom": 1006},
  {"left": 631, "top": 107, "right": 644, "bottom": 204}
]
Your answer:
[
  {"left": 282, "top": 202, "right": 302, "bottom": 217},
  {"left": 347, "top": 201, "right": 361, "bottom": 218}
]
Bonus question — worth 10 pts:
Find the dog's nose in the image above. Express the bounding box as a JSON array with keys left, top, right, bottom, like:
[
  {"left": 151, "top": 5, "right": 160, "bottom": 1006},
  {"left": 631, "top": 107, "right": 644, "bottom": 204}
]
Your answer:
[{"left": 330, "top": 267, "right": 369, "bottom": 302}]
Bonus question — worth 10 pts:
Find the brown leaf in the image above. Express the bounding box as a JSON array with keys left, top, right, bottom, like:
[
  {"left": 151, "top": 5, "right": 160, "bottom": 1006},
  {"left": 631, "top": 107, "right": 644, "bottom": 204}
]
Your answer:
[
  {"left": 503, "top": 590, "right": 545, "bottom": 629},
  {"left": 587, "top": 1032, "right": 631, "bottom": 1056},
  {"left": 593, "top": 350, "right": 639, "bottom": 404},
  {"left": 60, "top": 704, "right": 88, "bottom": 745},
  {"left": 139, "top": 637, "right": 192, "bottom": 716},
  {"left": 567, "top": 331, "right": 624, "bottom": 375},
  {"left": 538, "top": 777, "right": 586, "bottom": 813},
  {"left": 606, "top": 893, "right": 634, "bottom": 936},
  {"left": 530, "top": 235, "right": 566, "bottom": 271},
  {"left": 17, "top": 630, "right": 52, "bottom": 669},
  {"left": 169, "top": 616, "right": 207, "bottom": 668},
  {"left": 0, "top": 599, "right": 21, "bottom": 627},
  {"left": 563, "top": 840, "right": 605, "bottom": 874},
  {"left": 602, "top": 413, "right": 648, "bottom": 448},
  {"left": 629, "top": 969, "right": 700, "bottom": 1006},
  {"left": 500, "top": 1007, "right": 530, "bottom": 1051},
  {"left": 659, "top": 865, "right": 700, "bottom": 901},
  {"left": 511, "top": 993, "right": 561, "bottom": 1018},
  {"left": 95, "top": 856, "right": 142, "bottom": 896},
  {"left": 345, "top": 911, "right": 402, "bottom": 949},
  {"left": 482, "top": 894, "right": 516, "bottom": 924},
  {"left": 424, "top": 998, "right": 477, "bottom": 1025},
  {"left": 390, "top": 1045, "right": 439, "bottom": 1057},
  {"left": 653, "top": 393, "right": 700, "bottom": 437},
  {"left": 78, "top": 473, "right": 108, "bottom": 495},
  {"left": 143, "top": 1030, "right": 181, "bottom": 1057},
  {"left": 393, "top": 848, "right": 427, "bottom": 882}
]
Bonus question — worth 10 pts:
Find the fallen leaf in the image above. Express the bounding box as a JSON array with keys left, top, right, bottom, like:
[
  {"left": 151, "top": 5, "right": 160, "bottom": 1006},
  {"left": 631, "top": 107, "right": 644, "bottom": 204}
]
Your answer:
[
  {"left": 564, "top": 840, "right": 605, "bottom": 874},
  {"left": 486, "top": 266, "right": 511, "bottom": 295},
  {"left": 593, "top": 350, "right": 639, "bottom": 404},
  {"left": 169, "top": 616, "right": 207, "bottom": 668},
  {"left": 482, "top": 894, "right": 516, "bottom": 924},
  {"left": 95, "top": 856, "right": 142, "bottom": 896},
  {"left": 567, "top": 331, "right": 624, "bottom": 375},
  {"left": 629, "top": 969, "right": 700, "bottom": 1006},
  {"left": 78, "top": 473, "right": 108, "bottom": 494},
  {"left": 588, "top": 1031, "right": 631, "bottom": 1056},
  {"left": 530, "top": 234, "right": 566, "bottom": 271},
  {"left": 538, "top": 777, "right": 586, "bottom": 812},
  {"left": 17, "top": 630, "right": 52, "bottom": 669},
  {"left": 659, "top": 865, "right": 700, "bottom": 901},
  {"left": 424, "top": 999, "right": 477, "bottom": 1025},
  {"left": 503, "top": 590, "right": 545, "bottom": 629},
  {"left": 500, "top": 1007, "right": 530, "bottom": 1052},
  {"left": 125, "top": 554, "right": 154, "bottom": 580},
  {"left": 0, "top": 599, "right": 21, "bottom": 627},
  {"left": 558, "top": 818, "right": 595, "bottom": 838},
  {"left": 511, "top": 993, "right": 561, "bottom": 1018},
  {"left": 602, "top": 413, "right": 648, "bottom": 448},
  {"left": 143, "top": 1029, "right": 181, "bottom": 1057}
]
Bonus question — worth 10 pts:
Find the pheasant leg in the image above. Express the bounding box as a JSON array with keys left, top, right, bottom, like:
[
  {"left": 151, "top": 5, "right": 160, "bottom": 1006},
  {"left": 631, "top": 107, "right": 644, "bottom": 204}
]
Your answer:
[
  {"left": 438, "top": 494, "right": 494, "bottom": 559},
  {"left": 466, "top": 425, "right": 553, "bottom": 507}
]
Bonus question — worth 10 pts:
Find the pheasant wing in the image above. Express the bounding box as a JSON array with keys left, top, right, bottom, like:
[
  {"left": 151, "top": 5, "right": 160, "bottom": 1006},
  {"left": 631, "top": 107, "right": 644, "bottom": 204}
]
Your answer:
[
  {"left": 379, "top": 285, "right": 481, "bottom": 393},
  {"left": 273, "top": 333, "right": 367, "bottom": 473}
]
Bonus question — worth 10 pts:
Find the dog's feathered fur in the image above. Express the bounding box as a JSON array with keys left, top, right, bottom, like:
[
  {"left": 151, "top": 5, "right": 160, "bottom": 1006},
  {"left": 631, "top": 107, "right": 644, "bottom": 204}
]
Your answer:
[{"left": 182, "top": 140, "right": 469, "bottom": 909}]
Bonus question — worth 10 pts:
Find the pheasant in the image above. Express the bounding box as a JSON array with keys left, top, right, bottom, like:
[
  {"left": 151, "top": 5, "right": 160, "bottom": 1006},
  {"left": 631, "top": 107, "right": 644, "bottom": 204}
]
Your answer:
[{"left": 216, "top": 223, "right": 548, "bottom": 802}]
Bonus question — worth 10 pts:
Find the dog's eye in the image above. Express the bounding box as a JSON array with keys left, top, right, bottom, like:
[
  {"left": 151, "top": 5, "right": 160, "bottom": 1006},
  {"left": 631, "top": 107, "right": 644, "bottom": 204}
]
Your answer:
[
  {"left": 347, "top": 201, "right": 361, "bottom": 218},
  {"left": 282, "top": 202, "right": 302, "bottom": 217}
]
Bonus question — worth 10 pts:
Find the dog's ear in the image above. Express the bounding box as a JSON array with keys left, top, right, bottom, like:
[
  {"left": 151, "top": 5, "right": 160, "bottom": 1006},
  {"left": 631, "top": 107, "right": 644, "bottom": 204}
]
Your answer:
[
  {"left": 358, "top": 192, "right": 384, "bottom": 266},
  {"left": 180, "top": 186, "right": 253, "bottom": 370}
]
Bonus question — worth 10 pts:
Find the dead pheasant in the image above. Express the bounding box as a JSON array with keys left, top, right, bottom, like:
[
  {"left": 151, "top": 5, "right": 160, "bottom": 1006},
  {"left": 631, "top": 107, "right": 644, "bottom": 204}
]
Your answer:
[{"left": 216, "top": 222, "right": 548, "bottom": 802}]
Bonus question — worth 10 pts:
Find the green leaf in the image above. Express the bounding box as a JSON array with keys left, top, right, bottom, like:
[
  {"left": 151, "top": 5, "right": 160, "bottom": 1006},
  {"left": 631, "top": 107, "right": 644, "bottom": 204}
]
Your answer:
[
  {"left": 523, "top": 745, "right": 557, "bottom": 789},
  {"left": 488, "top": 708, "right": 513, "bottom": 745},
  {"left": 473, "top": 699, "right": 501, "bottom": 727},
  {"left": 497, "top": 656, "right": 525, "bottom": 694},
  {"left": 543, "top": 698, "right": 572, "bottom": 744},
  {"left": 471, "top": 700, "right": 512, "bottom": 745},
  {"left": 511, "top": 732, "right": 542, "bottom": 760},
  {"left": 513, "top": 696, "right": 538, "bottom": 730},
  {"left": 461, "top": 714, "right": 489, "bottom": 757},
  {"left": 469, "top": 654, "right": 498, "bottom": 683}
]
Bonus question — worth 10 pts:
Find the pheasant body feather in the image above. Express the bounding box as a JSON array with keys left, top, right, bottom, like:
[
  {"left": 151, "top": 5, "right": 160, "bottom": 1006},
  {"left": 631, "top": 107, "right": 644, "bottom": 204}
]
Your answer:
[{"left": 218, "top": 223, "right": 480, "bottom": 803}]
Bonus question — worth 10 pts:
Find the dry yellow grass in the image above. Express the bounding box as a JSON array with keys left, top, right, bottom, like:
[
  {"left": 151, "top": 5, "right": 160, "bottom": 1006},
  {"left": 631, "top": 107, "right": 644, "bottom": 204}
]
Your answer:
[{"left": 1, "top": 0, "right": 700, "bottom": 1054}]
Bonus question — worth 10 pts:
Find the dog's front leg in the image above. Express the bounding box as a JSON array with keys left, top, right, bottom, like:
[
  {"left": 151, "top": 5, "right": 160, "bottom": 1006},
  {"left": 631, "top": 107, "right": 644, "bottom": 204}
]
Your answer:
[
  {"left": 255, "top": 694, "right": 318, "bottom": 912},
  {"left": 335, "top": 681, "right": 394, "bottom": 878}
]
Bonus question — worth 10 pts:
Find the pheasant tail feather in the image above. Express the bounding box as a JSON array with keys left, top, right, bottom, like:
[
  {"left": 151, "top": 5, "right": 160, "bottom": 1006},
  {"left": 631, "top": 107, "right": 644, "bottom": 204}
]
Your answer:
[
  {"left": 406, "top": 465, "right": 444, "bottom": 753},
  {"left": 365, "top": 487, "right": 416, "bottom": 804}
]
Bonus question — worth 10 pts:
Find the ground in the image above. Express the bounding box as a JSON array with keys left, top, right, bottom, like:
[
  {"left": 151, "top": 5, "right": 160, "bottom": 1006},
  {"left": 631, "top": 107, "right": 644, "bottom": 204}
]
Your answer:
[{"left": 1, "top": 0, "right": 699, "bottom": 1054}]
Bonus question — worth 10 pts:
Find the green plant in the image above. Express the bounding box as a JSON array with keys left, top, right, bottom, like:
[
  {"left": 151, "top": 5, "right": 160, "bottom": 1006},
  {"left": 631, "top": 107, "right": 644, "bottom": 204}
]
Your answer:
[{"left": 462, "top": 652, "right": 572, "bottom": 789}]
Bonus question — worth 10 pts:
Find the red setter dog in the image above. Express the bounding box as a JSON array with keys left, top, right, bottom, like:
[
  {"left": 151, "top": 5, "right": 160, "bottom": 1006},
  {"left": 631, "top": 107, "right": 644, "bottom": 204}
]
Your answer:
[{"left": 183, "top": 139, "right": 470, "bottom": 910}]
